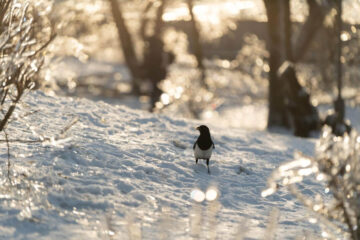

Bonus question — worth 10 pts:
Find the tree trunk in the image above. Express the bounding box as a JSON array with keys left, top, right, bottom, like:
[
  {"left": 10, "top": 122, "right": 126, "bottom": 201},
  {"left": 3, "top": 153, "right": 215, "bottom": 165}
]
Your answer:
[
  {"left": 283, "top": 0, "right": 293, "bottom": 62},
  {"left": 154, "top": 0, "right": 167, "bottom": 36},
  {"left": 281, "top": 0, "right": 321, "bottom": 137},
  {"left": 293, "top": 0, "right": 331, "bottom": 62},
  {"left": 335, "top": 0, "right": 344, "bottom": 121},
  {"left": 139, "top": 1, "right": 154, "bottom": 42},
  {"left": 324, "top": 0, "right": 351, "bottom": 136},
  {"left": 143, "top": 0, "right": 168, "bottom": 111},
  {"left": 264, "top": 0, "right": 289, "bottom": 128},
  {"left": 357, "top": 216, "right": 360, "bottom": 240},
  {"left": 186, "top": 0, "right": 208, "bottom": 89},
  {"left": 265, "top": 0, "right": 321, "bottom": 136},
  {"left": 279, "top": 63, "right": 320, "bottom": 137},
  {"left": 109, "top": 0, "right": 142, "bottom": 94}
]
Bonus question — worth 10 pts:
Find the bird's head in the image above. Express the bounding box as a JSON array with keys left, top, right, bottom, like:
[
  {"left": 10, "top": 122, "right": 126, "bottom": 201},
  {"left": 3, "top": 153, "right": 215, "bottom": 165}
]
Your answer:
[{"left": 196, "top": 125, "right": 210, "bottom": 135}]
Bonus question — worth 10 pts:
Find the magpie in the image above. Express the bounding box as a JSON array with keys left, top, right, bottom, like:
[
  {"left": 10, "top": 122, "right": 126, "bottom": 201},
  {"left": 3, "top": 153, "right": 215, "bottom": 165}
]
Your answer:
[{"left": 193, "top": 125, "right": 215, "bottom": 174}]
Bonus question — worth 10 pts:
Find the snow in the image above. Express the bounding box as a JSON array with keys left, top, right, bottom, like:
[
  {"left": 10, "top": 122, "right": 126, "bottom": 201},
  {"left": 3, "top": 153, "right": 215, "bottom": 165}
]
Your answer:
[{"left": 0, "top": 91, "right": 358, "bottom": 239}]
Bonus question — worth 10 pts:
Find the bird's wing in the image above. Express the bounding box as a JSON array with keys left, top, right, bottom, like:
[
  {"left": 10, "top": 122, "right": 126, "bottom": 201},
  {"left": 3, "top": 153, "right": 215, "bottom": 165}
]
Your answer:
[{"left": 193, "top": 141, "right": 197, "bottom": 150}]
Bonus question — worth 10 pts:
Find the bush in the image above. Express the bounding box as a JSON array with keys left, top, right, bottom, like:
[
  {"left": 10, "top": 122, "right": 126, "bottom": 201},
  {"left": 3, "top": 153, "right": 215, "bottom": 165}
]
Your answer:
[
  {"left": 0, "top": 0, "right": 54, "bottom": 132},
  {"left": 263, "top": 126, "right": 360, "bottom": 239}
]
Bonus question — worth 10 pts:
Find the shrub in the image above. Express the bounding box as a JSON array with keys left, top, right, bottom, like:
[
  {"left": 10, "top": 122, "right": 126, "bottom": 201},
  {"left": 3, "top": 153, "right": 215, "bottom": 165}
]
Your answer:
[
  {"left": 0, "top": 0, "right": 54, "bottom": 132},
  {"left": 263, "top": 126, "right": 360, "bottom": 239}
]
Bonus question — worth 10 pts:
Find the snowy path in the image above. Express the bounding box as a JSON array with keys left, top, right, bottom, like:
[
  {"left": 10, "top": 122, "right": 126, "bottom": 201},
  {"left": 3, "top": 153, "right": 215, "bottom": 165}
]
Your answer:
[{"left": 0, "top": 92, "right": 330, "bottom": 239}]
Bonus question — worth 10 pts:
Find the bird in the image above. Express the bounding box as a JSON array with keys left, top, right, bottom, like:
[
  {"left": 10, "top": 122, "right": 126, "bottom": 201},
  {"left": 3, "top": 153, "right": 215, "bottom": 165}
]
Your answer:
[{"left": 193, "top": 125, "right": 215, "bottom": 174}]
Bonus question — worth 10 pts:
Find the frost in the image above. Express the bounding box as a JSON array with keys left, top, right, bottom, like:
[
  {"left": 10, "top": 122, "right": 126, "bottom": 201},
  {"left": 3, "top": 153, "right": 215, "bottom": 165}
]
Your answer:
[{"left": 264, "top": 126, "right": 360, "bottom": 239}]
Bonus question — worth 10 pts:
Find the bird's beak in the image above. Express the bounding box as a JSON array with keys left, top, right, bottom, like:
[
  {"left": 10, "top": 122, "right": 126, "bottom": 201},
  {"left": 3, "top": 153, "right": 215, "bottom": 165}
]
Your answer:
[{"left": 196, "top": 126, "right": 200, "bottom": 130}]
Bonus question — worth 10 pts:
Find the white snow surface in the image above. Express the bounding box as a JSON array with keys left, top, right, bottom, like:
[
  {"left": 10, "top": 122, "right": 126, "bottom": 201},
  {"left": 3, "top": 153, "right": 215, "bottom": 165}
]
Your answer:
[{"left": 0, "top": 91, "right": 341, "bottom": 239}]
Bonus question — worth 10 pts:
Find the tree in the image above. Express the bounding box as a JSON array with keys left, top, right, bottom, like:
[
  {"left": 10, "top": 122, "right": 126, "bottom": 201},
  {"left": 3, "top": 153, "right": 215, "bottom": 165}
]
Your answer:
[
  {"left": 263, "top": 0, "right": 289, "bottom": 128},
  {"left": 108, "top": 0, "right": 143, "bottom": 94},
  {"left": 323, "top": 0, "right": 351, "bottom": 136},
  {"left": 186, "top": 0, "right": 208, "bottom": 89},
  {"left": 283, "top": 0, "right": 293, "bottom": 62},
  {"left": 142, "top": 0, "right": 175, "bottom": 111},
  {"left": 292, "top": 0, "right": 332, "bottom": 62},
  {"left": 109, "top": 0, "right": 174, "bottom": 111},
  {"left": 263, "top": 0, "right": 323, "bottom": 137}
]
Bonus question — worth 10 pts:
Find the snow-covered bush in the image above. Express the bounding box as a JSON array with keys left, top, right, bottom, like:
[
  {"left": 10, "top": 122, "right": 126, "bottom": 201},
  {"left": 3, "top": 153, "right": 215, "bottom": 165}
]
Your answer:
[
  {"left": 263, "top": 126, "right": 360, "bottom": 239},
  {"left": 0, "top": 0, "right": 54, "bottom": 132},
  {"left": 0, "top": 0, "right": 54, "bottom": 180}
]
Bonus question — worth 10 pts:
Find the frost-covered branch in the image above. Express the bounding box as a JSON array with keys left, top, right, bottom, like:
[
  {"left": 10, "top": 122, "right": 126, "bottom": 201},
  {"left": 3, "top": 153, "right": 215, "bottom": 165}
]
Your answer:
[
  {"left": 263, "top": 126, "right": 360, "bottom": 239},
  {"left": 0, "top": 0, "right": 55, "bottom": 132},
  {"left": 0, "top": 0, "right": 55, "bottom": 180}
]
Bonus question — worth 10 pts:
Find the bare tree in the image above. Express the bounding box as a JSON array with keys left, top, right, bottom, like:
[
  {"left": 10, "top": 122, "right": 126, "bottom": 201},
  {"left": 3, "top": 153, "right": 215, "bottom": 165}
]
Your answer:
[
  {"left": 109, "top": 0, "right": 174, "bottom": 110},
  {"left": 186, "top": 0, "right": 208, "bottom": 89},
  {"left": 263, "top": 0, "right": 289, "bottom": 128},
  {"left": 283, "top": 0, "right": 293, "bottom": 62},
  {"left": 335, "top": 0, "right": 344, "bottom": 122},
  {"left": 142, "top": 0, "right": 171, "bottom": 111},
  {"left": 139, "top": 1, "right": 154, "bottom": 44},
  {"left": 264, "top": 0, "right": 321, "bottom": 136},
  {"left": 293, "top": 0, "right": 332, "bottom": 62},
  {"left": 108, "top": 0, "right": 143, "bottom": 94}
]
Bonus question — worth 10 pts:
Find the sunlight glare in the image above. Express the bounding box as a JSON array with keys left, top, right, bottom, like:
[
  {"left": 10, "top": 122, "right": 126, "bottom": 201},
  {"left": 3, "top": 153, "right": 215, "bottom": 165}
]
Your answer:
[
  {"left": 261, "top": 187, "right": 275, "bottom": 198},
  {"left": 191, "top": 189, "right": 205, "bottom": 202},
  {"left": 163, "top": 7, "right": 189, "bottom": 22},
  {"left": 346, "top": 164, "right": 351, "bottom": 172},
  {"left": 263, "top": 64, "right": 270, "bottom": 72},
  {"left": 174, "top": 86, "right": 183, "bottom": 99},
  {"left": 220, "top": 60, "right": 231, "bottom": 68},
  {"left": 161, "top": 93, "right": 170, "bottom": 105},
  {"left": 341, "top": 31, "right": 351, "bottom": 41},
  {"left": 205, "top": 187, "right": 218, "bottom": 201},
  {"left": 298, "top": 167, "right": 317, "bottom": 176},
  {"left": 163, "top": 1, "right": 255, "bottom": 23},
  {"left": 321, "top": 231, "right": 330, "bottom": 238},
  {"left": 313, "top": 204, "right": 322, "bottom": 212},
  {"left": 279, "top": 157, "right": 312, "bottom": 173},
  {"left": 316, "top": 173, "right": 325, "bottom": 181},
  {"left": 309, "top": 218, "right": 317, "bottom": 224}
]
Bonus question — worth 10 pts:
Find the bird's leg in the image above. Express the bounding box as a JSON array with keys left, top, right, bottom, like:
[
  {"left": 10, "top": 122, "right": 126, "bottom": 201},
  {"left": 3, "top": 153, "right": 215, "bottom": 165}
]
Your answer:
[
  {"left": 206, "top": 159, "right": 210, "bottom": 174},
  {"left": 195, "top": 158, "right": 198, "bottom": 164}
]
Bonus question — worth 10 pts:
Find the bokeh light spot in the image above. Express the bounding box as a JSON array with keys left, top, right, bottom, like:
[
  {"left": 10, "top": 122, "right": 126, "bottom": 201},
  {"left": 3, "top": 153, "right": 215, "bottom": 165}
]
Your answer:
[
  {"left": 205, "top": 188, "right": 218, "bottom": 201},
  {"left": 191, "top": 189, "right": 205, "bottom": 202}
]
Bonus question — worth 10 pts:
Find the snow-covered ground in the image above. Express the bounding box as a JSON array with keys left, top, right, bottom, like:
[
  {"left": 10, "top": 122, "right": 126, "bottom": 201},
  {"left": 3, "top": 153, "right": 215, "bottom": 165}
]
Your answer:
[{"left": 2, "top": 91, "right": 359, "bottom": 239}]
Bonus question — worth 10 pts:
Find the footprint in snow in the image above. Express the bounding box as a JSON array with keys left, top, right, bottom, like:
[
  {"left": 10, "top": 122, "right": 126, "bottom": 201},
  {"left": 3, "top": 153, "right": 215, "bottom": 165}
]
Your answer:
[{"left": 237, "top": 166, "right": 252, "bottom": 175}]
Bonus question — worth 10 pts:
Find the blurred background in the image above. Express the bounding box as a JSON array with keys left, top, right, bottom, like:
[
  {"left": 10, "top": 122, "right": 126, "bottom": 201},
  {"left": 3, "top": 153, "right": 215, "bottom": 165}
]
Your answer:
[{"left": 40, "top": 0, "right": 360, "bottom": 134}]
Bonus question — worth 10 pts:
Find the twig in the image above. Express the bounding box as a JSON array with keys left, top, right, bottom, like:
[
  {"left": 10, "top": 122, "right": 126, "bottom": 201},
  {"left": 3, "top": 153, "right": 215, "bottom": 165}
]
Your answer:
[
  {"left": 264, "top": 208, "right": 279, "bottom": 240},
  {"left": 0, "top": 116, "right": 79, "bottom": 144},
  {"left": 3, "top": 129, "right": 11, "bottom": 184},
  {"left": 60, "top": 116, "right": 79, "bottom": 136},
  {"left": 0, "top": 0, "right": 11, "bottom": 24},
  {"left": 0, "top": 139, "right": 42, "bottom": 143},
  {"left": 8, "top": 110, "right": 39, "bottom": 124},
  {"left": 341, "top": 201, "right": 357, "bottom": 240},
  {"left": 0, "top": 102, "right": 18, "bottom": 132},
  {"left": 31, "top": 33, "right": 56, "bottom": 57}
]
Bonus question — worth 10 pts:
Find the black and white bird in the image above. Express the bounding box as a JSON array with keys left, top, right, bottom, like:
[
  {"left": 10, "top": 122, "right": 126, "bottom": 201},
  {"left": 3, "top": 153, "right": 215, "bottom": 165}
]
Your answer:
[{"left": 193, "top": 125, "right": 215, "bottom": 174}]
